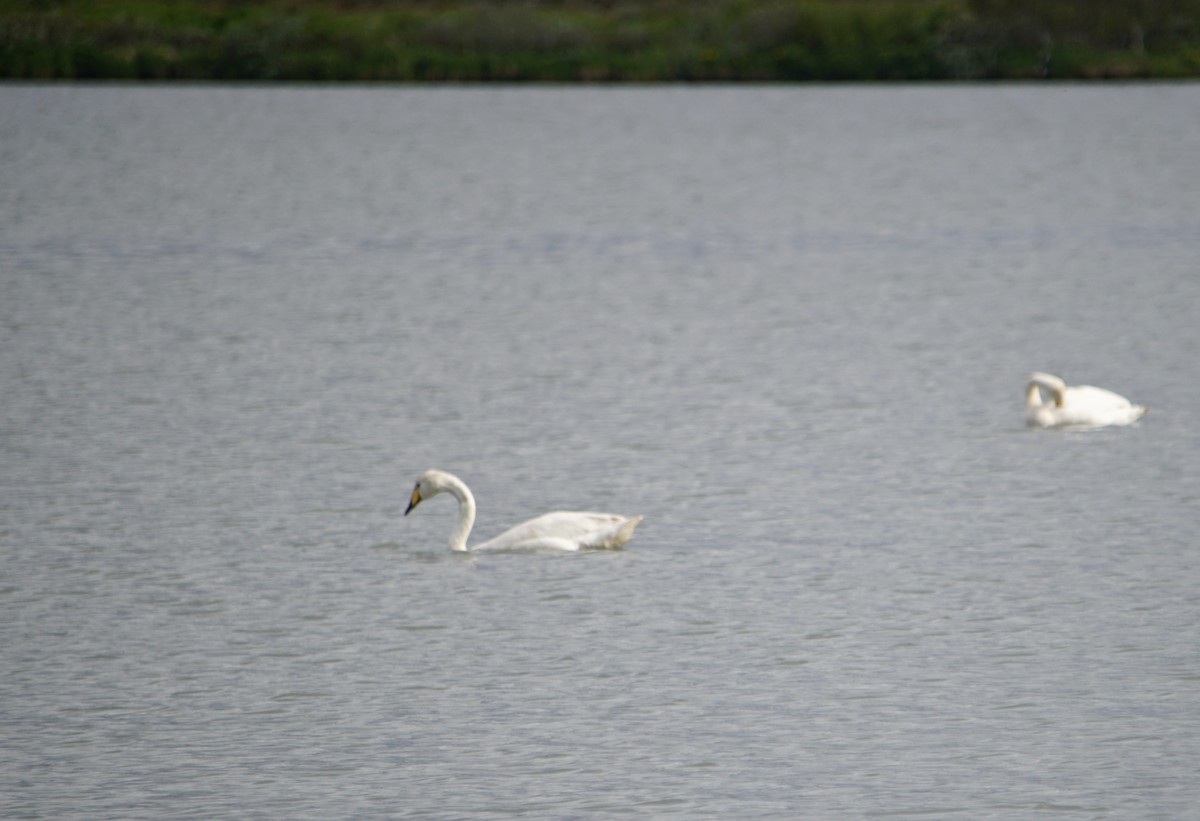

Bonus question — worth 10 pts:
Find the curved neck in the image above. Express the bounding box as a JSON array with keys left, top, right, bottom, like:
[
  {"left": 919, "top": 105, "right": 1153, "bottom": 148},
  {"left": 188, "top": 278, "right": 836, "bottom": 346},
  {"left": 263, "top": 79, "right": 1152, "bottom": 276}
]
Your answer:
[
  {"left": 1026, "top": 381, "right": 1045, "bottom": 410},
  {"left": 1028, "top": 373, "right": 1065, "bottom": 409},
  {"left": 443, "top": 475, "right": 476, "bottom": 552}
]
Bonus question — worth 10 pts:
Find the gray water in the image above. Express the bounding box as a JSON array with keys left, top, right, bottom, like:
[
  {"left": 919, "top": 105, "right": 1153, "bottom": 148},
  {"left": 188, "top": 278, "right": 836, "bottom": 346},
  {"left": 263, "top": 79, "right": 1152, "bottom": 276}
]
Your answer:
[{"left": 2, "top": 84, "right": 1199, "bottom": 819}]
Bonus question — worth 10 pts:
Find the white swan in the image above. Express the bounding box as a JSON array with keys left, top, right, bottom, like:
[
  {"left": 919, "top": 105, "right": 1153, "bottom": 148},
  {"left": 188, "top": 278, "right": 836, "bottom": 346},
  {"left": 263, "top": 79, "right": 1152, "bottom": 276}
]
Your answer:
[
  {"left": 404, "top": 469, "right": 643, "bottom": 552},
  {"left": 1026, "top": 372, "right": 1148, "bottom": 428}
]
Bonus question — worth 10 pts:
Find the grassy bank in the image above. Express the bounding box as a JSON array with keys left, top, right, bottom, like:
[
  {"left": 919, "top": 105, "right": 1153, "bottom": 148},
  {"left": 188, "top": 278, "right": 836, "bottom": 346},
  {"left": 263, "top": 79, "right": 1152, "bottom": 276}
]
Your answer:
[{"left": 2, "top": 0, "right": 1199, "bottom": 82}]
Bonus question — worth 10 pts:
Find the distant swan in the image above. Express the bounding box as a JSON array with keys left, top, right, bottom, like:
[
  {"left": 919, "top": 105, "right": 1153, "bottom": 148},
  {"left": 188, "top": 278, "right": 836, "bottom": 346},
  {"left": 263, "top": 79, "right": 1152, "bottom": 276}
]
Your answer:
[
  {"left": 404, "top": 469, "right": 643, "bottom": 552},
  {"left": 1026, "top": 372, "right": 1148, "bottom": 428}
]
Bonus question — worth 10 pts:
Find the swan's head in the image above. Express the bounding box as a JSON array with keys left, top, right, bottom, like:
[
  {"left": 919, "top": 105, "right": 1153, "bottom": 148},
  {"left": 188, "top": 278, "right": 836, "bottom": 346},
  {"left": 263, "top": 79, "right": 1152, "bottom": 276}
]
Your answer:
[{"left": 404, "top": 469, "right": 454, "bottom": 515}]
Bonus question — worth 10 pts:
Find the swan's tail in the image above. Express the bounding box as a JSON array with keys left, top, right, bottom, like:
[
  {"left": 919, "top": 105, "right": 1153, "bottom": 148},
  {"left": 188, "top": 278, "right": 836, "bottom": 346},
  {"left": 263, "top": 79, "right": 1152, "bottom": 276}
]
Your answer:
[{"left": 584, "top": 515, "right": 644, "bottom": 550}]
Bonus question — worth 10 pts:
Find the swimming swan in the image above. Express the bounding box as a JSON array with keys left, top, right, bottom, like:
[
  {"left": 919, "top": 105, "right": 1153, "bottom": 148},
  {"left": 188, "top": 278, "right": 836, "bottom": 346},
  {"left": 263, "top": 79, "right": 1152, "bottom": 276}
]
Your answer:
[
  {"left": 1026, "top": 372, "right": 1148, "bottom": 428},
  {"left": 404, "top": 469, "right": 643, "bottom": 552}
]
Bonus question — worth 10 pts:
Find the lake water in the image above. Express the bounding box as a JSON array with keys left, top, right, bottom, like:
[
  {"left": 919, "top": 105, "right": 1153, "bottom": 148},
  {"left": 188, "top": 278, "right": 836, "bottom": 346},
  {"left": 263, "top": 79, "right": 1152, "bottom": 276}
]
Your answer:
[{"left": 2, "top": 84, "right": 1199, "bottom": 819}]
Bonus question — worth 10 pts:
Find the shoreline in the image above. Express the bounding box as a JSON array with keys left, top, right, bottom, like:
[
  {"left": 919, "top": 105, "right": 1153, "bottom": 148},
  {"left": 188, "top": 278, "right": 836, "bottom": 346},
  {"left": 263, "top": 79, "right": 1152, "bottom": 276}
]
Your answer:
[{"left": 3, "top": 0, "right": 1198, "bottom": 82}]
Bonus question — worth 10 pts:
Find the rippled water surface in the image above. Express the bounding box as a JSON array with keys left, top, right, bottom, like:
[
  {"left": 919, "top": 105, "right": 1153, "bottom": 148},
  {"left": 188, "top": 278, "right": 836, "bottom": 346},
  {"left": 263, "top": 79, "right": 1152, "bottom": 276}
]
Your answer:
[{"left": 2, "top": 85, "right": 1199, "bottom": 819}]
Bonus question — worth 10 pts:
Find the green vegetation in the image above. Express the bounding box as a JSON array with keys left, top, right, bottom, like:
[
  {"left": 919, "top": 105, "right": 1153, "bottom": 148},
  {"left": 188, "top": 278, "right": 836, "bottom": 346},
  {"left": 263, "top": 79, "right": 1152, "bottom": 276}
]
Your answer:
[{"left": 2, "top": 0, "right": 1199, "bottom": 81}]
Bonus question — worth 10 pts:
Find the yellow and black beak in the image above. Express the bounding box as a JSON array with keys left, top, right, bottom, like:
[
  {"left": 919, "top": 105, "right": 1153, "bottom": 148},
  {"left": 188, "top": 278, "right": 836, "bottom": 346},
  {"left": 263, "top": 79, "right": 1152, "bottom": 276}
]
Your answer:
[{"left": 404, "top": 485, "right": 422, "bottom": 516}]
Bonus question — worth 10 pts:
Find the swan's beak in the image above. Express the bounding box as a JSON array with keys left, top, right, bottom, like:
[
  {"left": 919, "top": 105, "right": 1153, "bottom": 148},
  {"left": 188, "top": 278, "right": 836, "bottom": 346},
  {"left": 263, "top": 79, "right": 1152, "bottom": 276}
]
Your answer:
[{"left": 404, "top": 485, "right": 422, "bottom": 515}]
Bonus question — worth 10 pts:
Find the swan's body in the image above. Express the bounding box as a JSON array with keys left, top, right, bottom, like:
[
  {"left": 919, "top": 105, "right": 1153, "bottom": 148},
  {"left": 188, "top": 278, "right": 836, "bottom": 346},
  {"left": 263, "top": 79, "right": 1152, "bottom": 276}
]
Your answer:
[
  {"left": 404, "top": 469, "right": 642, "bottom": 553},
  {"left": 1025, "top": 372, "right": 1148, "bottom": 428}
]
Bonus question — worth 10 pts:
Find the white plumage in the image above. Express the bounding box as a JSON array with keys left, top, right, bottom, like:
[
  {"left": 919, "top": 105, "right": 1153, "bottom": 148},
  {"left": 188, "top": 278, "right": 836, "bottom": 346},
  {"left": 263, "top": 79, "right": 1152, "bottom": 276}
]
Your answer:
[
  {"left": 1025, "top": 372, "right": 1148, "bottom": 428},
  {"left": 404, "top": 469, "right": 642, "bottom": 552}
]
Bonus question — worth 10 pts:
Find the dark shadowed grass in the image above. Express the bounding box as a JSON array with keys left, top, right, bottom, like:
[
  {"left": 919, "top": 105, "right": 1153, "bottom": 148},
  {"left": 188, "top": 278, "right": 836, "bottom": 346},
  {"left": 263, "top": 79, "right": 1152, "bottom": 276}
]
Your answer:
[{"left": 2, "top": 0, "right": 1198, "bottom": 81}]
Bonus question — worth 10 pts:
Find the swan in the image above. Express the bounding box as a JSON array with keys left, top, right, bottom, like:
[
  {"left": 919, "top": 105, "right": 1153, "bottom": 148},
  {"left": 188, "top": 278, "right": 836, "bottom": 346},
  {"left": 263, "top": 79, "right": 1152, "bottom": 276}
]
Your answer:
[
  {"left": 404, "top": 469, "right": 643, "bottom": 552},
  {"left": 1026, "top": 372, "right": 1148, "bottom": 428}
]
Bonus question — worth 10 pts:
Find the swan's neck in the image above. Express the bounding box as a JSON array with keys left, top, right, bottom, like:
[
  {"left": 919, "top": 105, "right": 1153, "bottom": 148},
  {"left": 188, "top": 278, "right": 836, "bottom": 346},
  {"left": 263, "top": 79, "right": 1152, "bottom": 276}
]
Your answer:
[
  {"left": 1028, "top": 373, "right": 1065, "bottom": 409},
  {"left": 1026, "top": 381, "right": 1045, "bottom": 410},
  {"left": 443, "top": 475, "right": 476, "bottom": 552}
]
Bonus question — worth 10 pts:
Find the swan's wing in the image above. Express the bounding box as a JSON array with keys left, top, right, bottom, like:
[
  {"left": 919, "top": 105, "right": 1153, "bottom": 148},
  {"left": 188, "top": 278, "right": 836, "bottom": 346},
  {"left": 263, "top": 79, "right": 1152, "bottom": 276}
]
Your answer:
[
  {"left": 474, "top": 512, "right": 639, "bottom": 552},
  {"left": 1067, "top": 385, "right": 1134, "bottom": 409},
  {"left": 1057, "top": 385, "right": 1146, "bottom": 426}
]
